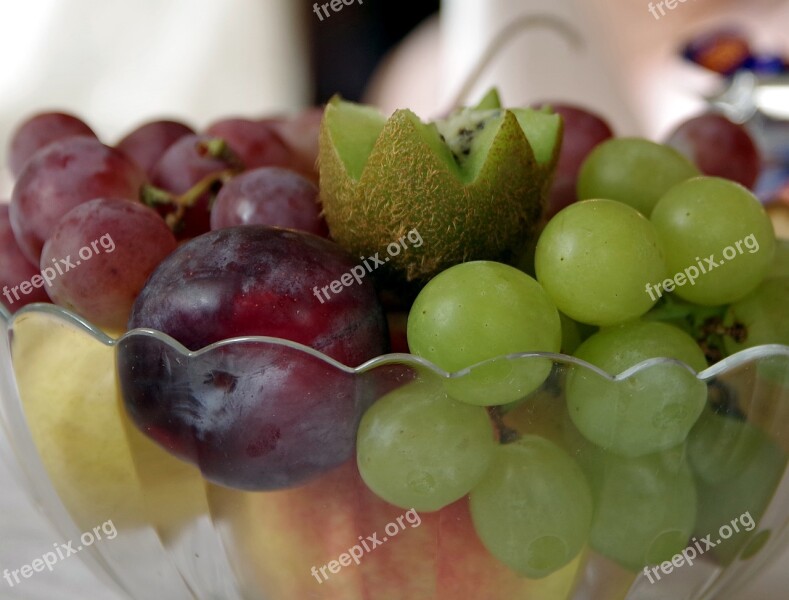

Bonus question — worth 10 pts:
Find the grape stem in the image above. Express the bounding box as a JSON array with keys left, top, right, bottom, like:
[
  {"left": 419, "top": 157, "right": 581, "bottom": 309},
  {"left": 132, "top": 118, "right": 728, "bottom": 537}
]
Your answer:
[
  {"left": 645, "top": 295, "right": 746, "bottom": 365},
  {"left": 196, "top": 138, "right": 244, "bottom": 170},
  {"left": 140, "top": 168, "right": 241, "bottom": 231}
]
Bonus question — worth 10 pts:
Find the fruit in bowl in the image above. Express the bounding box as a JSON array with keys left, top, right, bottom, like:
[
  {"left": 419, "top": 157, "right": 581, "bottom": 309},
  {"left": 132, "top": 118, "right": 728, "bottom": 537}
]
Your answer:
[
  {"left": 0, "top": 92, "right": 788, "bottom": 600},
  {"left": 121, "top": 225, "right": 387, "bottom": 490}
]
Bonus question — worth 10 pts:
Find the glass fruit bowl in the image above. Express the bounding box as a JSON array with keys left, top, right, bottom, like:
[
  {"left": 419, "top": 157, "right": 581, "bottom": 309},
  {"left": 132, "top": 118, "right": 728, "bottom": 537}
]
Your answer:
[{"left": 1, "top": 302, "right": 789, "bottom": 600}]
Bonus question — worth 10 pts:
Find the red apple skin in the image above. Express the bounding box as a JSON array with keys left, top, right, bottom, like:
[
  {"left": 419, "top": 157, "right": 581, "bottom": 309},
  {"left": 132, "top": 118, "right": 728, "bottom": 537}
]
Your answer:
[{"left": 217, "top": 459, "right": 582, "bottom": 600}]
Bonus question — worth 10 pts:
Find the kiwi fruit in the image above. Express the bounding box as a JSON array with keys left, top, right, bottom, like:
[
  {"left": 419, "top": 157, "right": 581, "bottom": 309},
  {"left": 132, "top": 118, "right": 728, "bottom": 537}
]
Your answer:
[{"left": 318, "top": 90, "right": 562, "bottom": 281}]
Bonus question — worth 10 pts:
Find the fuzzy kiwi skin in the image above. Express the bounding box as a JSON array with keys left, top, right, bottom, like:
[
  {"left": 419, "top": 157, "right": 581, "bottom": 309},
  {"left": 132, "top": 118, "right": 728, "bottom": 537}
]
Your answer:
[{"left": 319, "top": 99, "right": 561, "bottom": 282}]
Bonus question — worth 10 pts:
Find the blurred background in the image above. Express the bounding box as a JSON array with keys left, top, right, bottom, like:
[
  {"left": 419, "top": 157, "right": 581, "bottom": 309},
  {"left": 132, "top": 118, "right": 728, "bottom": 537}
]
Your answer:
[
  {"left": 0, "top": 0, "right": 788, "bottom": 597},
  {"left": 0, "top": 0, "right": 787, "bottom": 151}
]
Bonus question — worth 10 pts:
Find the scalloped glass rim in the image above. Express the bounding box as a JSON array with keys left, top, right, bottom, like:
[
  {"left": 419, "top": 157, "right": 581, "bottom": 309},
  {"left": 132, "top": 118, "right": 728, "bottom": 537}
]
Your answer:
[
  {"left": 3, "top": 301, "right": 788, "bottom": 381},
  {"left": 3, "top": 301, "right": 789, "bottom": 600}
]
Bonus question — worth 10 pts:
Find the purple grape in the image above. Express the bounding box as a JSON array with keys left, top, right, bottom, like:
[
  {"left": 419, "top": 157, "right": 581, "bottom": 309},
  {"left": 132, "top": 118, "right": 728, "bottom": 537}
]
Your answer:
[
  {"left": 205, "top": 118, "right": 295, "bottom": 170},
  {"left": 150, "top": 134, "right": 241, "bottom": 239},
  {"left": 266, "top": 107, "right": 324, "bottom": 181},
  {"left": 665, "top": 113, "right": 761, "bottom": 189},
  {"left": 210, "top": 167, "right": 327, "bottom": 236},
  {"left": 116, "top": 119, "right": 194, "bottom": 175},
  {"left": 7, "top": 112, "right": 96, "bottom": 178},
  {"left": 121, "top": 226, "right": 388, "bottom": 489},
  {"left": 9, "top": 137, "right": 148, "bottom": 264},
  {"left": 0, "top": 204, "right": 50, "bottom": 310},
  {"left": 40, "top": 198, "right": 176, "bottom": 330},
  {"left": 533, "top": 103, "right": 614, "bottom": 219}
]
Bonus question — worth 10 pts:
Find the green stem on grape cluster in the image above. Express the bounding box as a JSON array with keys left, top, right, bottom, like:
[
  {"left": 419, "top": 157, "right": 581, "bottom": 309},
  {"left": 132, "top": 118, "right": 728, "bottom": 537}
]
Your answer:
[
  {"left": 140, "top": 168, "right": 240, "bottom": 232},
  {"left": 196, "top": 137, "right": 245, "bottom": 170},
  {"left": 643, "top": 295, "right": 746, "bottom": 365},
  {"left": 696, "top": 316, "right": 750, "bottom": 365}
]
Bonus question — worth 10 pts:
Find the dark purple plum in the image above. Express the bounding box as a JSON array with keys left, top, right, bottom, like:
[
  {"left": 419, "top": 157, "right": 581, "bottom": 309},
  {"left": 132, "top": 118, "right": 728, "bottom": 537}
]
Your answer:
[
  {"left": 210, "top": 167, "right": 328, "bottom": 236},
  {"left": 120, "top": 226, "right": 389, "bottom": 489},
  {"left": 118, "top": 336, "right": 362, "bottom": 490},
  {"left": 127, "top": 225, "right": 386, "bottom": 362}
]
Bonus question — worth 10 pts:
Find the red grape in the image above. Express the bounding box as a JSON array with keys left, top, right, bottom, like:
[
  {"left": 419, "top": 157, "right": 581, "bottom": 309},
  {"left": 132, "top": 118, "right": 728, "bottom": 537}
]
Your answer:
[
  {"left": 40, "top": 198, "right": 176, "bottom": 330},
  {"left": 205, "top": 118, "right": 295, "bottom": 170},
  {"left": 533, "top": 103, "right": 614, "bottom": 218},
  {"left": 210, "top": 167, "right": 327, "bottom": 235},
  {"left": 7, "top": 112, "right": 96, "bottom": 178},
  {"left": 0, "top": 204, "right": 50, "bottom": 310},
  {"left": 665, "top": 113, "right": 761, "bottom": 189},
  {"left": 150, "top": 134, "right": 241, "bottom": 238},
  {"left": 267, "top": 107, "right": 324, "bottom": 181},
  {"left": 116, "top": 119, "right": 194, "bottom": 175},
  {"left": 121, "top": 226, "right": 388, "bottom": 489},
  {"left": 9, "top": 137, "right": 148, "bottom": 264}
]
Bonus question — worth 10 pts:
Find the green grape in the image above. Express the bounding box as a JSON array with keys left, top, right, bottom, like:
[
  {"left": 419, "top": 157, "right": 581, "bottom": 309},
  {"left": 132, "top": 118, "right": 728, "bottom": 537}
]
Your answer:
[
  {"left": 566, "top": 321, "right": 707, "bottom": 457},
  {"left": 535, "top": 199, "right": 667, "bottom": 327},
  {"left": 469, "top": 436, "right": 593, "bottom": 579},
  {"left": 694, "top": 428, "right": 786, "bottom": 565},
  {"left": 724, "top": 277, "right": 789, "bottom": 352},
  {"left": 558, "top": 313, "right": 599, "bottom": 356},
  {"left": 407, "top": 261, "right": 561, "bottom": 406},
  {"left": 356, "top": 380, "right": 495, "bottom": 512},
  {"left": 650, "top": 177, "right": 776, "bottom": 306},
  {"left": 687, "top": 406, "right": 767, "bottom": 485},
  {"left": 585, "top": 446, "right": 697, "bottom": 572},
  {"left": 768, "top": 238, "right": 789, "bottom": 279},
  {"left": 559, "top": 312, "right": 582, "bottom": 355},
  {"left": 577, "top": 138, "right": 699, "bottom": 216}
]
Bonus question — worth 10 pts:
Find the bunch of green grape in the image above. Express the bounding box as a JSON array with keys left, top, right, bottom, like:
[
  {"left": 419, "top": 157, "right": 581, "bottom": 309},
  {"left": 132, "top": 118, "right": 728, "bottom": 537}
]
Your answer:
[{"left": 356, "top": 139, "right": 788, "bottom": 581}]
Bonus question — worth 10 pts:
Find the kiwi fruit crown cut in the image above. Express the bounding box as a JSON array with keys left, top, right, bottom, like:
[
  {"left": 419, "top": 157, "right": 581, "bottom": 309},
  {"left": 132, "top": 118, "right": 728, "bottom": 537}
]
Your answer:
[{"left": 318, "top": 88, "right": 563, "bottom": 282}]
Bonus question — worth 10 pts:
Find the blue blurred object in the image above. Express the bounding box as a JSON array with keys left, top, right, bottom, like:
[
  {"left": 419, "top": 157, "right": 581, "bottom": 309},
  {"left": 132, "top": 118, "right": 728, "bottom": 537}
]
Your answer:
[
  {"left": 687, "top": 24, "right": 789, "bottom": 203},
  {"left": 744, "top": 54, "right": 787, "bottom": 76}
]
